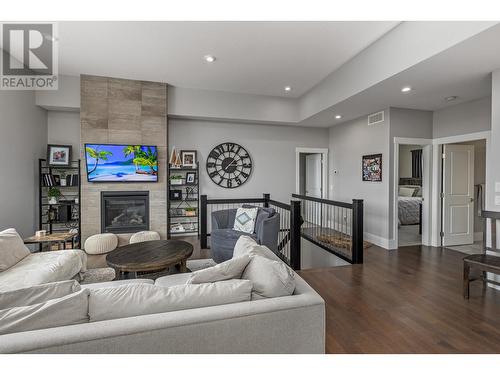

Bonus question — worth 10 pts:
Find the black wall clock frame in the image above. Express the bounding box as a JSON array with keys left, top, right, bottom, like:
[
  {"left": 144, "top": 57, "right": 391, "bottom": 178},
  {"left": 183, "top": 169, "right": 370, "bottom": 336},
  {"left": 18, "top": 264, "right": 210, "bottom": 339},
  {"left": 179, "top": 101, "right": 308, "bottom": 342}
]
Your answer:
[{"left": 206, "top": 142, "right": 253, "bottom": 189}]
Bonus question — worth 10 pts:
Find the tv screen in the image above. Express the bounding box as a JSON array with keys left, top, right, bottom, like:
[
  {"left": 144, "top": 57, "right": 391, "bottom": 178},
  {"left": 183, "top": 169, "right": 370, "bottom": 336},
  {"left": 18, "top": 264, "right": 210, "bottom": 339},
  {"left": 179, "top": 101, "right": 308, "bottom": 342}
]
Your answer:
[{"left": 85, "top": 144, "right": 158, "bottom": 182}]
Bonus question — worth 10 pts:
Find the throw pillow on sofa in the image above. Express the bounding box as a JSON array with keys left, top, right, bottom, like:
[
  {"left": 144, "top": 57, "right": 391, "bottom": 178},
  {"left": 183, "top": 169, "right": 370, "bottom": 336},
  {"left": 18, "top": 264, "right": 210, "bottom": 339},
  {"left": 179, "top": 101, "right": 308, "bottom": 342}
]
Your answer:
[
  {"left": 0, "top": 280, "right": 81, "bottom": 309},
  {"left": 187, "top": 254, "right": 251, "bottom": 284},
  {"left": 88, "top": 279, "right": 253, "bottom": 322},
  {"left": 0, "top": 228, "right": 31, "bottom": 271},
  {"left": 233, "top": 207, "right": 258, "bottom": 234},
  {"left": 0, "top": 289, "right": 89, "bottom": 335},
  {"left": 242, "top": 255, "right": 295, "bottom": 299}
]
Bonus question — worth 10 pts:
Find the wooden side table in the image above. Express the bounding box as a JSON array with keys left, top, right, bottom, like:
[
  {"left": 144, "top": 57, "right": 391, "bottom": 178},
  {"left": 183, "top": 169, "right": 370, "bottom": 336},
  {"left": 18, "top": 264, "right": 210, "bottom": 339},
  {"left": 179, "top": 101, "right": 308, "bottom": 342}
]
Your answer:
[{"left": 24, "top": 232, "right": 78, "bottom": 251}]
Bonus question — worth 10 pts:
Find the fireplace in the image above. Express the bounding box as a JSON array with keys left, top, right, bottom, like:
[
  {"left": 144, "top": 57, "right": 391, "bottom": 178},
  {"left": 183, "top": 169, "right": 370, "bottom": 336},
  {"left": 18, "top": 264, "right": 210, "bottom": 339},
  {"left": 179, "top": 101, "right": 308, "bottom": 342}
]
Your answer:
[{"left": 101, "top": 191, "right": 149, "bottom": 233}]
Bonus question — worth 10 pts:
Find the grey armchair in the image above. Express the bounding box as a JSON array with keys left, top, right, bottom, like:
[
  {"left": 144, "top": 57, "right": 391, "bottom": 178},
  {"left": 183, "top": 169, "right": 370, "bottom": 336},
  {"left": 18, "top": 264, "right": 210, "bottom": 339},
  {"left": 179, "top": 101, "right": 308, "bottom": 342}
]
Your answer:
[{"left": 210, "top": 206, "right": 280, "bottom": 263}]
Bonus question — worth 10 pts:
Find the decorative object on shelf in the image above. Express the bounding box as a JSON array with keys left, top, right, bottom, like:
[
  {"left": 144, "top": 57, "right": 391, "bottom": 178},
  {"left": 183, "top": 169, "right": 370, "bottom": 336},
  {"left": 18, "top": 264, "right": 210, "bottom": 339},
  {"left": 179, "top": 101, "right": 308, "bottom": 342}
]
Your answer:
[
  {"left": 59, "top": 171, "right": 67, "bottom": 186},
  {"left": 47, "top": 187, "right": 61, "bottom": 205},
  {"left": 184, "top": 207, "right": 197, "bottom": 217},
  {"left": 169, "top": 147, "right": 182, "bottom": 169},
  {"left": 186, "top": 172, "right": 196, "bottom": 184},
  {"left": 206, "top": 142, "right": 252, "bottom": 189},
  {"left": 35, "top": 230, "right": 47, "bottom": 237},
  {"left": 181, "top": 150, "right": 197, "bottom": 168},
  {"left": 170, "top": 175, "right": 184, "bottom": 185},
  {"left": 170, "top": 223, "right": 185, "bottom": 233},
  {"left": 362, "top": 153, "right": 382, "bottom": 182},
  {"left": 169, "top": 190, "right": 182, "bottom": 200},
  {"left": 47, "top": 144, "right": 72, "bottom": 166}
]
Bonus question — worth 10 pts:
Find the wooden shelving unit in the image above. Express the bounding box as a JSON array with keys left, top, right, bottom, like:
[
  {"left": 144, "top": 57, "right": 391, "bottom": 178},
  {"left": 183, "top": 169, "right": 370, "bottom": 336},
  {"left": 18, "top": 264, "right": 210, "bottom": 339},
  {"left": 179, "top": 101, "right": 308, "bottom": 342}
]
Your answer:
[
  {"left": 167, "top": 162, "right": 200, "bottom": 238},
  {"left": 38, "top": 159, "right": 81, "bottom": 250}
]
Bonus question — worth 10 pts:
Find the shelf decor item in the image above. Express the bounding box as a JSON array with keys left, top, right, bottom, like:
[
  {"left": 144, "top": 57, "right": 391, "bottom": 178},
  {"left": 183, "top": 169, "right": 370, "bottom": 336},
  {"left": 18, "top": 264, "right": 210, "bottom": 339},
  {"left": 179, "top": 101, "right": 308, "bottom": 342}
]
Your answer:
[
  {"left": 181, "top": 150, "right": 197, "bottom": 168},
  {"left": 362, "top": 153, "right": 382, "bottom": 182},
  {"left": 170, "top": 190, "right": 182, "bottom": 200},
  {"left": 59, "top": 171, "right": 67, "bottom": 186},
  {"left": 170, "top": 175, "right": 184, "bottom": 185},
  {"left": 47, "top": 187, "right": 61, "bottom": 204},
  {"left": 47, "top": 144, "right": 72, "bottom": 166},
  {"left": 186, "top": 172, "right": 196, "bottom": 184},
  {"left": 184, "top": 207, "right": 197, "bottom": 217}
]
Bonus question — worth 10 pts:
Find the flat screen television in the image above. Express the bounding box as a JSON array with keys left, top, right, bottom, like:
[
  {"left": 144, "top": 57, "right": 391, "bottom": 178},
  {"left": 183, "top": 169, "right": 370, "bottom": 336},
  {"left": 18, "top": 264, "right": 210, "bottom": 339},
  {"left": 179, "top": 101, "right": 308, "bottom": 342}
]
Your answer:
[{"left": 85, "top": 144, "right": 158, "bottom": 182}]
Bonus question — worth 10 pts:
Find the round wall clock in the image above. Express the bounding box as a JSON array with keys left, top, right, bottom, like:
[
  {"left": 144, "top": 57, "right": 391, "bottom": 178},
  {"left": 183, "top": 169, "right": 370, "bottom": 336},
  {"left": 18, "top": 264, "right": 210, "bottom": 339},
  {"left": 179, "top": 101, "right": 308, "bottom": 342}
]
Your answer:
[{"left": 206, "top": 142, "right": 252, "bottom": 188}]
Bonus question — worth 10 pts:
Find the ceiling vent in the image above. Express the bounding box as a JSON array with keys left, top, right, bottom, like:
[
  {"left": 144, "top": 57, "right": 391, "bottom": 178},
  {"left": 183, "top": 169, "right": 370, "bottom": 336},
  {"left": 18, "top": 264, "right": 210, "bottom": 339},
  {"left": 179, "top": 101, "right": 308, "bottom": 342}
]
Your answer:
[{"left": 368, "top": 111, "right": 384, "bottom": 126}]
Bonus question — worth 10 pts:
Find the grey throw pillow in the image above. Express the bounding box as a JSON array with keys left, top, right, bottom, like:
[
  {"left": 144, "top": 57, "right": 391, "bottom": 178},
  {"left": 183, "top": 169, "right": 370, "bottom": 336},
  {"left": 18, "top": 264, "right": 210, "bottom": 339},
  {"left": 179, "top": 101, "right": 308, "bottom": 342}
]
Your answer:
[
  {"left": 0, "top": 228, "right": 31, "bottom": 271},
  {"left": 0, "top": 280, "right": 81, "bottom": 309},
  {"left": 187, "top": 254, "right": 251, "bottom": 284},
  {"left": 0, "top": 289, "right": 89, "bottom": 335},
  {"left": 242, "top": 255, "right": 295, "bottom": 299}
]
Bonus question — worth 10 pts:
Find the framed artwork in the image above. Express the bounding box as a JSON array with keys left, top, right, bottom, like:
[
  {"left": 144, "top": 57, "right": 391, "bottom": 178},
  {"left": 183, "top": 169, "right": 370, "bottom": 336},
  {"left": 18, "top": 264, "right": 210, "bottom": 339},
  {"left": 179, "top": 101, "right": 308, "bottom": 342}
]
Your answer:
[
  {"left": 47, "top": 144, "right": 72, "bottom": 166},
  {"left": 169, "top": 190, "right": 182, "bottom": 200},
  {"left": 362, "top": 153, "right": 382, "bottom": 182},
  {"left": 186, "top": 172, "right": 196, "bottom": 184},
  {"left": 181, "top": 150, "right": 197, "bottom": 168}
]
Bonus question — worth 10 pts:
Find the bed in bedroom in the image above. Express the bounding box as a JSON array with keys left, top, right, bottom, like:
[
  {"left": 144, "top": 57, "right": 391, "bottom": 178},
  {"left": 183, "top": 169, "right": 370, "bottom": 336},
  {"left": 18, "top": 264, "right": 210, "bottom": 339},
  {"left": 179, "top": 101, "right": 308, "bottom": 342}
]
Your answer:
[{"left": 398, "top": 178, "right": 422, "bottom": 234}]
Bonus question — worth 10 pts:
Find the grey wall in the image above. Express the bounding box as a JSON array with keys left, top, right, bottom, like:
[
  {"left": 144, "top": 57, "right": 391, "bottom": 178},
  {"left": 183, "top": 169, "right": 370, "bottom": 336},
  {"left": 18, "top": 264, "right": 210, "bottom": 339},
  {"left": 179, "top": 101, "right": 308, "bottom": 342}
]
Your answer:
[
  {"left": 399, "top": 144, "right": 423, "bottom": 178},
  {"left": 433, "top": 96, "right": 491, "bottom": 138},
  {"left": 168, "top": 119, "right": 329, "bottom": 203},
  {"left": 328, "top": 110, "right": 390, "bottom": 245},
  {"left": 48, "top": 111, "right": 81, "bottom": 155},
  {"left": 0, "top": 91, "right": 47, "bottom": 237}
]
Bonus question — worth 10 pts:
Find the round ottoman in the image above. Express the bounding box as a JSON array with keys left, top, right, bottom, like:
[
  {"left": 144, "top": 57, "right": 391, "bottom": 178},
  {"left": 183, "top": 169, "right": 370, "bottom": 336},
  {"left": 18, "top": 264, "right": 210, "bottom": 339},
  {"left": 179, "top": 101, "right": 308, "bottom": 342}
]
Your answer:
[
  {"left": 84, "top": 233, "right": 118, "bottom": 255},
  {"left": 129, "top": 230, "right": 160, "bottom": 244}
]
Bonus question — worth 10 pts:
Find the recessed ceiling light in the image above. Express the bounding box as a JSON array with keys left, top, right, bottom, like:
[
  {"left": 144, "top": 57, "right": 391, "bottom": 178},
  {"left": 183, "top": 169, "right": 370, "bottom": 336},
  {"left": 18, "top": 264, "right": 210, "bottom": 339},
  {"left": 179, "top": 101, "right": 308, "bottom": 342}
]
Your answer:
[
  {"left": 445, "top": 95, "right": 458, "bottom": 102},
  {"left": 335, "top": 115, "right": 342, "bottom": 119},
  {"left": 204, "top": 55, "right": 216, "bottom": 63},
  {"left": 284, "top": 86, "right": 292, "bottom": 92},
  {"left": 401, "top": 86, "right": 412, "bottom": 93}
]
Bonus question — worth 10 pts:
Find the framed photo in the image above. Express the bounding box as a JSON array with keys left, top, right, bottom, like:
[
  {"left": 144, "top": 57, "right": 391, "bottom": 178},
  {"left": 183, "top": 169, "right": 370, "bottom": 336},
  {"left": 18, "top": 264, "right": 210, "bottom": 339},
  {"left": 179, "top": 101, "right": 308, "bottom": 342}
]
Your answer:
[
  {"left": 47, "top": 144, "right": 72, "bottom": 166},
  {"left": 362, "top": 153, "right": 382, "bottom": 182},
  {"left": 186, "top": 172, "right": 196, "bottom": 184},
  {"left": 169, "top": 190, "right": 182, "bottom": 201},
  {"left": 181, "top": 150, "right": 197, "bottom": 168}
]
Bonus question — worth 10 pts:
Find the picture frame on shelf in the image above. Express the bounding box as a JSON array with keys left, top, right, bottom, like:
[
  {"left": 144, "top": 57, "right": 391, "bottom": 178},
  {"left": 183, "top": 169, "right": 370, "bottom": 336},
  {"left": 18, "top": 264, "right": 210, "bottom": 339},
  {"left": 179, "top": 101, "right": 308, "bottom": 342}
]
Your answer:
[
  {"left": 170, "top": 223, "right": 185, "bottom": 233},
  {"left": 47, "top": 144, "right": 72, "bottom": 166},
  {"left": 181, "top": 150, "right": 197, "bottom": 168},
  {"left": 186, "top": 172, "right": 196, "bottom": 184},
  {"left": 169, "top": 190, "right": 182, "bottom": 200}
]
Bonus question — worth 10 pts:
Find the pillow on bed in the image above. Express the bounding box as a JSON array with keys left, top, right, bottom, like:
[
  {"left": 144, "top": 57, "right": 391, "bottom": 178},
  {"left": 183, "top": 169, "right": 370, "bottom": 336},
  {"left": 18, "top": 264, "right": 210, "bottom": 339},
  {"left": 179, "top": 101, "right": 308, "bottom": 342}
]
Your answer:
[{"left": 399, "top": 187, "right": 415, "bottom": 197}]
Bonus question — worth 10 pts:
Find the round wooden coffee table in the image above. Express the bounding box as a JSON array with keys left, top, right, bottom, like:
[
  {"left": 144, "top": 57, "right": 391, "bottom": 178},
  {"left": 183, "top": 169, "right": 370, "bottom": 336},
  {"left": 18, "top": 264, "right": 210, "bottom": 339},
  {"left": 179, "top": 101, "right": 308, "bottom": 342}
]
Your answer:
[{"left": 106, "top": 240, "right": 193, "bottom": 279}]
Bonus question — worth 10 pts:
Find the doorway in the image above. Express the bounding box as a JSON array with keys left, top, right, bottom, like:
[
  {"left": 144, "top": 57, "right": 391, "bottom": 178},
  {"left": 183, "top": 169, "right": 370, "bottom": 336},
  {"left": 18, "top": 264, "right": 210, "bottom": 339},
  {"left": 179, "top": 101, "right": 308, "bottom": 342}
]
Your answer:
[
  {"left": 295, "top": 148, "right": 328, "bottom": 198},
  {"left": 440, "top": 139, "right": 486, "bottom": 253}
]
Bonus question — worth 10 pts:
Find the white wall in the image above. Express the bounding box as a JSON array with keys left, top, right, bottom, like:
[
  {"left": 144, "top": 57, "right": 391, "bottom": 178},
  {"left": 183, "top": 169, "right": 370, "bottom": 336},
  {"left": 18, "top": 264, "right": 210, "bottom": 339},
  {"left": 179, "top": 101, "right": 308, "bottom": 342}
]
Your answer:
[
  {"left": 328, "top": 109, "right": 390, "bottom": 247},
  {"left": 0, "top": 91, "right": 47, "bottom": 238},
  {"left": 168, "top": 119, "right": 329, "bottom": 203},
  {"left": 47, "top": 111, "right": 81, "bottom": 155},
  {"left": 433, "top": 96, "right": 491, "bottom": 139}
]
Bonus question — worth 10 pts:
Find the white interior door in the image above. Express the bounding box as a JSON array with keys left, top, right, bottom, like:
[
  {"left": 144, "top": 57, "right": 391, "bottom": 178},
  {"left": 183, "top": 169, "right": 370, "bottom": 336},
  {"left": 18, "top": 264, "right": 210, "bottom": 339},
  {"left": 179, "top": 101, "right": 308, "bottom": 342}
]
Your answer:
[
  {"left": 442, "top": 144, "right": 475, "bottom": 246},
  {"left": 305, "top": 154, "right": 322, "bottom": 198}
]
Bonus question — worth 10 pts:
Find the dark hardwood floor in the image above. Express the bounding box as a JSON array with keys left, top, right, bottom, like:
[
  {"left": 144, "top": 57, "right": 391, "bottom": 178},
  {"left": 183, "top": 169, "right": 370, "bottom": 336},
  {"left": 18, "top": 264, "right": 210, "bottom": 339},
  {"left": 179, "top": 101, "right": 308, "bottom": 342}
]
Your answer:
[{"left": 298, "top": 245, "right": 500, "bottom": 353}]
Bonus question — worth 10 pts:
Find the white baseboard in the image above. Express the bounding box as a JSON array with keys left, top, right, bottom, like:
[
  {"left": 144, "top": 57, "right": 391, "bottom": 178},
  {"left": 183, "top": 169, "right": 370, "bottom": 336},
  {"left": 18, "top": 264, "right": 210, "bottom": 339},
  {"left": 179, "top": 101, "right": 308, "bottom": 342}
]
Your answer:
[
  {"left": 364, "top": 232, "right": 395, "bottom": 250},
  {"left": 474, "top": 232, "right": 483, "bottom": 242}
]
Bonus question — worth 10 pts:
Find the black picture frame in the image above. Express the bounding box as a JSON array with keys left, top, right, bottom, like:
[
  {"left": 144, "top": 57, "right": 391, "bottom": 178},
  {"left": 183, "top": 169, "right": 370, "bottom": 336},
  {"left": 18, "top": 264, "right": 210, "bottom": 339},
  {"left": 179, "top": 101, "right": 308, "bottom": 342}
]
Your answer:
[
  {"left": 186, "top": 172, "right": 196, "bottom": 184},
  {"left": 47, "top": 144, "right": 72, "bottom": 166},
  {"left": 181, "top": 150, "right": 197, "bottom": 168},
  {"left": 362, "top": 153, "right": 383, "bottom": 182},
  {"left": 169, "top": 190, "right": 182, "bottom": 200}
]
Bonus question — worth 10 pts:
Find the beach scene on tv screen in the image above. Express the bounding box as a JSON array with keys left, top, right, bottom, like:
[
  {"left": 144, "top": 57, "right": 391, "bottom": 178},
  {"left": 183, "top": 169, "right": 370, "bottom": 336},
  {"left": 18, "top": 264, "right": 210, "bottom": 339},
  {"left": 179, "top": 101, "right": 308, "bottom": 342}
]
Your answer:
[{"left": 85, "top": 144, "right": 158, "bottom": 182}]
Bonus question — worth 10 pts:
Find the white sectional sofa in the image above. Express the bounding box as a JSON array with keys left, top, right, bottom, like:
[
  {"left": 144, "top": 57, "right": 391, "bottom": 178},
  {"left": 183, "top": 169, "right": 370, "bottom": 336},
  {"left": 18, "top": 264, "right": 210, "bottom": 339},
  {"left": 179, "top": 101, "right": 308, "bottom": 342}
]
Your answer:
[{"left": 0, "top": 236, "right": 325, "bottom": 354}]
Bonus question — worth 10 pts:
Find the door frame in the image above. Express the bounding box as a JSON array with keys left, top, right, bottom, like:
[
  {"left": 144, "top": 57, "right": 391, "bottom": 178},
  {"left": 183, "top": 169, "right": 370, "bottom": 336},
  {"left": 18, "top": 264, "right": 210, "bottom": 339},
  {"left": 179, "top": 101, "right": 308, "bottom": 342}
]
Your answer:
[
  {"left": 295, "top": 147, "right": 329, "bottom": 198},
  {"left": 393, "top": 137, "right": 433, "bottom": 248},
  {"left": 431, "top": 130, "right": 491, "bottom": 247}
]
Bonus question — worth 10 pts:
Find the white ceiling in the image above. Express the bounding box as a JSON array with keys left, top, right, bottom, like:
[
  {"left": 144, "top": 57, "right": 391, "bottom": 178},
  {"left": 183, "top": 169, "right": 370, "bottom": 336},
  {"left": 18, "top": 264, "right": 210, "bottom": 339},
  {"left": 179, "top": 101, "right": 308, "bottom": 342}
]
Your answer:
[
  {"left": 300, "top": 23, "right": 500, "bottom": 126},
  {"left": 58, "top": 21, "right": 398, "bottom": 98}
]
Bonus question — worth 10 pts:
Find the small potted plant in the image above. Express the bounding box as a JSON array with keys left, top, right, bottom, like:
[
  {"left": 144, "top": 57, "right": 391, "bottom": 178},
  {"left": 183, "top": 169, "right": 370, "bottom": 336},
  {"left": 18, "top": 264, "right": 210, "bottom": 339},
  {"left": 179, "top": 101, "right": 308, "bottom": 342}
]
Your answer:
[
  {"left": 59, "top": 171, "right": 67, "bottom": 186},
  {"left": 48, "top": 187, "right": 61, "bottom": 205},
  {"left": 170, "top": 175, "right": 184, "bottom": 185},
  {"left": 184, "top": 207, "right": 197, "bottom": 217}
]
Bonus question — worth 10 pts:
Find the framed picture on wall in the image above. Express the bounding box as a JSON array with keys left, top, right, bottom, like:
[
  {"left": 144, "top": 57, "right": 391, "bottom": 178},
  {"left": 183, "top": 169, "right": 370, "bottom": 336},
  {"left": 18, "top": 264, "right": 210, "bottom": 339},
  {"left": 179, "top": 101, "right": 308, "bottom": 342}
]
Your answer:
[
  {"left": 186, "top": 172, "right": 196, "bottom": 184},
  {"left": 362, "top": 153, "right": 382, "bottom": 182},
  {"left": 47, "top": 144, "right": 72, "bottom": 166}
]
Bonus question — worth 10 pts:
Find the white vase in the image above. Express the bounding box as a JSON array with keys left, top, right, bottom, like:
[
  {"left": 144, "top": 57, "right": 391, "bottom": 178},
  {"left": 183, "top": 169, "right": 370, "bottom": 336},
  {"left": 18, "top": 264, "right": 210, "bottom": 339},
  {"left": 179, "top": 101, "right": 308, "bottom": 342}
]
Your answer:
[
  {"left": 48, "top": 197, "right": 57, "bottom": 205},
  {"left": 60, "top": 179, "right": 67, "bottom": 187}
]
